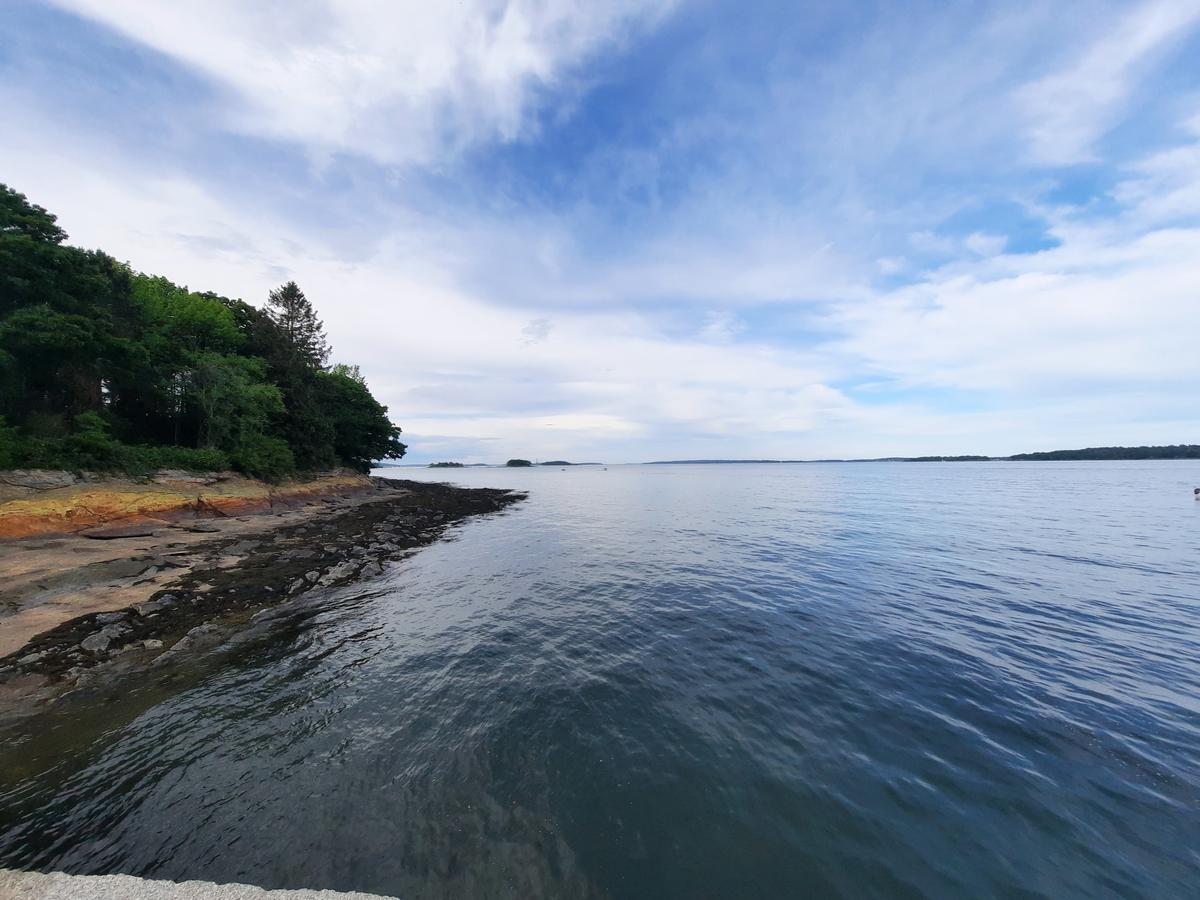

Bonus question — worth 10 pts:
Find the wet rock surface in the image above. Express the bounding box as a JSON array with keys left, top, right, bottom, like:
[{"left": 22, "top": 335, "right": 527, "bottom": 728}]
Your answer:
[{"left": 0, "top": 478, "right": 524, "bottom": 707}]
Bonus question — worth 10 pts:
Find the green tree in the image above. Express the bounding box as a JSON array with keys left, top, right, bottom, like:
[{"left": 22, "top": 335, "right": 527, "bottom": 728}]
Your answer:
[
  {"left": 317, "top": 367, "right": 406, "bottom": 472},
  {"left": 266, "top": 281, "right": 328, "bottom": 371},
  {"left": 190, "top": 354, "right": 285, "bottom": 453},
  {"left": 0, "top": 185, "right": 406, "bottom": 479}
]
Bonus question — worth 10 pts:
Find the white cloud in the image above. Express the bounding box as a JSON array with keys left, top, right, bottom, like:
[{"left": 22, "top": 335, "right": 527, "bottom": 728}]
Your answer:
[
  {"left": 47, "top": 0, "right": 677, "bottom": 165},
  {"left": 1018, "top": 0, "right": 1200, "bottom": 165},
  {"left": 6, "top": 2, "right": 1200, "bottom": 461},
  {"left": 964, "top": 233, "right": 1007, "bottom": 257},
  {"left": 832, "top": 125, "right": 1200, "bottom": 399}
]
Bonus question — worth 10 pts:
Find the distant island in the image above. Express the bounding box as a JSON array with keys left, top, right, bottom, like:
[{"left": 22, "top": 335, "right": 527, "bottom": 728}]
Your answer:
[
  {"left": 647, "top": 446, "right": 1200, "bottom": 464},
  {"left": 428, "top": 462, "right": 464, "bottom": 468},
  {"left": 902, "top": 455, "right": 991, "bottom": 462},
  {"left": 506, "top": 459, "right": 533, "bottom": 467}
]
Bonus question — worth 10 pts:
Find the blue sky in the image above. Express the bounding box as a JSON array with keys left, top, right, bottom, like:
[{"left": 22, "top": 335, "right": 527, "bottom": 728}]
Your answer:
[{"left": 2, "top": 1, "right": 1199, "bottom": 462}]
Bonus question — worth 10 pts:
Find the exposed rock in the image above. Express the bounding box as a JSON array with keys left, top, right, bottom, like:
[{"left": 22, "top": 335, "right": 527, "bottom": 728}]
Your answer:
[
  {"left": 80, "top": 621, "right": 132, "bottom": 653},
  {"left": 134, "top": 598, "right": 169, "bottom": 616},
  {"left": 152, "top": 469, "right": 233, "bottom": 485},
  {"left": 157, "top": 623, "right": 222, "bottom": 660},
  {"left": 80, "top": 633, "right": 112, "bottom": 653},
  {"left": 79, "top": 524, "right": 160, "bottom": 540},
  {"left": 1, "top": 479, "right": 526, "bottom": 695},
  {"left": 0, "top": 470, "right": 77, "bottom": 490}
]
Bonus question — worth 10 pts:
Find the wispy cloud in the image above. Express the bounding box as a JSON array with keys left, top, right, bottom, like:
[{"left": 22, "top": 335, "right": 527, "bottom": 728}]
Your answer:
[
  {"left": 1018, "top": 0, "right": 1200, "bottom": 165},
  {"left": 47, "top": 0, "right": 678, "bottom": 165}
]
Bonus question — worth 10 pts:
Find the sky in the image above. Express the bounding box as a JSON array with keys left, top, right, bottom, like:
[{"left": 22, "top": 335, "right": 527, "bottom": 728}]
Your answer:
[{"left": 2, "top": 0, "right": 1199, "bottom": 463}]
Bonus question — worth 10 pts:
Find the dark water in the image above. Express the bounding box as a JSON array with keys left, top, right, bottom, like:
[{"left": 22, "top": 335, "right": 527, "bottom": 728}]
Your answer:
[{"left": 2, "top": 462, "right": 1199, "bottom": 898}]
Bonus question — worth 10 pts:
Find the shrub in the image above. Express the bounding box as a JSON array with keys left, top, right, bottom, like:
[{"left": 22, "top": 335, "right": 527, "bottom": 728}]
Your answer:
[
  {"left": 64, "top": 411, "right": 128, "bottom": 470},
  {"left": 136, "top": 445, "right": 231, "bottom": 472},
  {"left": 0, "top": 417, "right": 18, "bottom": 468},
  {"left": 230, "top": 434, "right": 295, "bottom": 482}
]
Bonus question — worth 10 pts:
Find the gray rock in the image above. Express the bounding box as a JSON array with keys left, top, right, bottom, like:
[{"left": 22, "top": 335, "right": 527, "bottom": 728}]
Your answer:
[
  {"left": 136, "top": 592, "right": 180, "bottom": 615},
  {"left": 17, "top": 650, "right": 47, "bottom": 665},
  {"left": 80, "top": 633, "right": 112, "bottom": 653},
  {"left": 142, "top": 639, "right": 164, "bottom": 650},
  {"left": 318, "top": 560, "right": 360, "bottom": 585},
  {"left": 153, "top": 626, "right": 221, "bottom": 666},
  {"left": 95, "top": 611, "right": 128, "bottom": 625},
  {"left": 80, "top": 621, "right": 132, "bottom": 653},
  {"left": 79, "top": 524, "right": 159, "bottom": 540},
  {"left": 135, "top": 598, "right": 169, "bottom": 615},
  {"left": 152, "top": 469, "right": 231, "bottom": 485},
  {"left": 0, "top": 469, "right": 77, "bottom": 490}
]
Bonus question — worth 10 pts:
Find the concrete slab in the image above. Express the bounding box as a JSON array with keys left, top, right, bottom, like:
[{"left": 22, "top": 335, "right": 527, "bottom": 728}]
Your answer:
[{"left": 0, "top": 870, "right": 397, "bottom": 900}]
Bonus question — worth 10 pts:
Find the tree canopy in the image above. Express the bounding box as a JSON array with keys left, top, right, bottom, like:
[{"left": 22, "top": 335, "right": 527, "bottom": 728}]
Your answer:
[{"left": 0, "top": 183, "right": 405, "bottom": 479}]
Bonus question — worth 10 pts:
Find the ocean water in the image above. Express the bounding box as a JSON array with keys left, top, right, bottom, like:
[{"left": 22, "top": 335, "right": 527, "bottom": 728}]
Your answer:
[{"left": 1, "top": 461, "right": 1198, "bottom": 898}]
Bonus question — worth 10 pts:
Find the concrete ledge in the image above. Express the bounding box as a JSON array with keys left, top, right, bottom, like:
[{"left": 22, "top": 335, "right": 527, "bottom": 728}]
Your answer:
[{"left": 0, "top": 870, "right": 397, "bottom": 900}]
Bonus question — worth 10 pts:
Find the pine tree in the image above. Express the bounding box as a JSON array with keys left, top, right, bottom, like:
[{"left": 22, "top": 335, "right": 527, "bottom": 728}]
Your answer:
[{"left": 265, "top": 281, "right": 328, "bottom": 371}]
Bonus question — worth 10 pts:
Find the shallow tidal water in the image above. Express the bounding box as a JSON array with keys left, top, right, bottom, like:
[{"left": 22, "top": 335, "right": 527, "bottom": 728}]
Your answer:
[{"left": 1, "top": 461, "right": 1198, "bottom": 898}]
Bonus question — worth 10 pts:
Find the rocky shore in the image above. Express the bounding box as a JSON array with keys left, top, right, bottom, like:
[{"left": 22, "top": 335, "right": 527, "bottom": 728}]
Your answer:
[{"left": 0, "top": 476, "right": 524, "bottom": 721}]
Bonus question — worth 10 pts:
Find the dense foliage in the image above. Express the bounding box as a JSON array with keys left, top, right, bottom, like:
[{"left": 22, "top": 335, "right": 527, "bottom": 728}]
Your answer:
[
  {"left": 1008, "top": 445, "right": 1200, "bottom": 460},
  {"left": 0, "top": 184, "right": 405, "bottom": 478},
  {"left": 506, "top": 459, "right": 533, "bottom": 467}
]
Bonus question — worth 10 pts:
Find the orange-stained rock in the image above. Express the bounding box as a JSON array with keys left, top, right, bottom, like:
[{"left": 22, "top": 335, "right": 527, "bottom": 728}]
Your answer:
[{"left": 0, "top": 471, "right": 373, "bottom": 540}]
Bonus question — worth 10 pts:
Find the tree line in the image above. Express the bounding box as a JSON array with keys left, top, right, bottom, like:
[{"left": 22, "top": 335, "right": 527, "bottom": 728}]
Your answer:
[
  {"left": 1008, "top": 445, "right": 1200, "bottom": 461},
  {"left": 0, "top": 183, "right": 405, "bottom": 479}
]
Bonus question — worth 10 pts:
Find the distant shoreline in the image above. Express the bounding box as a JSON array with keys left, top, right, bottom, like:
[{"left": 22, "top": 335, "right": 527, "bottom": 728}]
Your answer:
[
  {"left": 385, "top": 445, "right": 1200, "bottom": 468},
  {"left": 648, "top": 445, "right": 1200, "bottom": 464}
]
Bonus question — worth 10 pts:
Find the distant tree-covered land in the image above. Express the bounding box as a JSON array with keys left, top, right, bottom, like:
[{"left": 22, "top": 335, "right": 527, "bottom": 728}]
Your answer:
[
  {"left": 0, "top": 184, "right": 405, "bottom": 479},
  {"left": 903, "top": 455, "right": 992, "bottom": 462},
  {"left": 647, "top": 448, "right": 1199, "bottom": 464},
  {"left": 1008, "top": 445, "right": 1200, "bottom": 460},
  {"left": 428, "top": 462, "right": 464, "bottom": 468},
  {"left": 506, "top": 459, "right": 533, "bottom": 467}
]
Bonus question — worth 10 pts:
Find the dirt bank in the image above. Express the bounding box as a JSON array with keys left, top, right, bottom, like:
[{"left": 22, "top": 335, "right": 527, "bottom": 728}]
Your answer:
[
  {"left": 0, "top": 477, "right": 525, "bottom": 721},
  {"left": 0, "top": 469, "right": 376, "bottom": 540}
]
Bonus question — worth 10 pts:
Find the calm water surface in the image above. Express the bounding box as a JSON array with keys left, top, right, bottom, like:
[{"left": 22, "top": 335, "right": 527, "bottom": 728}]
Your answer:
[{"left": 1, "top": 462, "right": 1198, "bottom": 898}]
